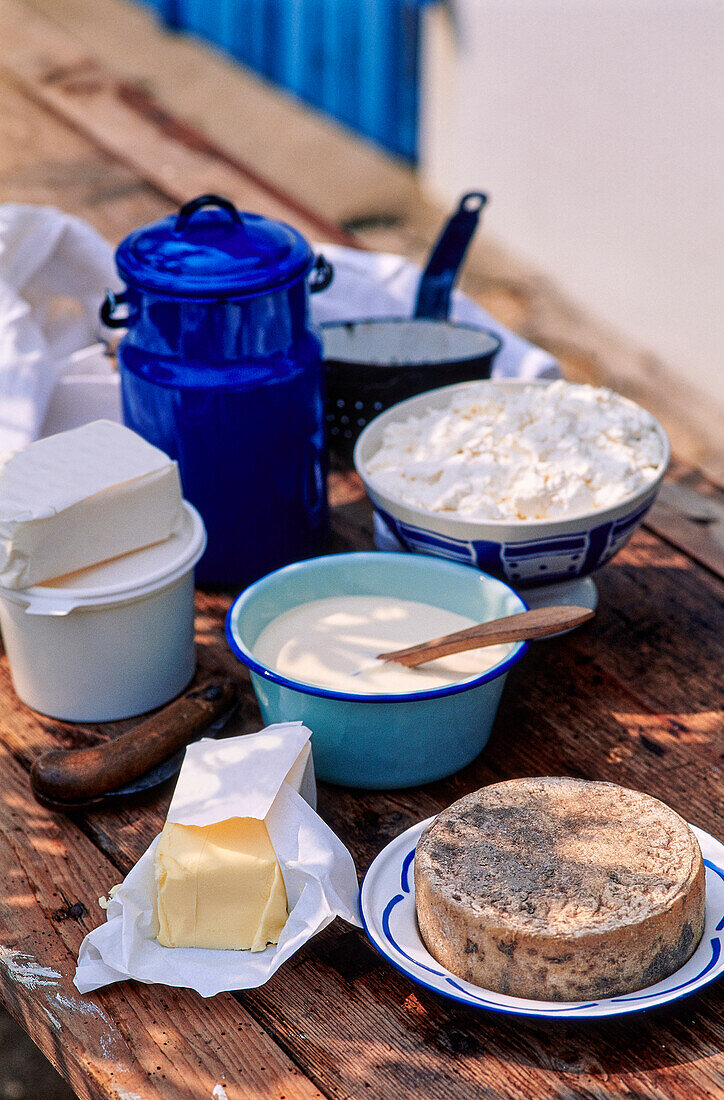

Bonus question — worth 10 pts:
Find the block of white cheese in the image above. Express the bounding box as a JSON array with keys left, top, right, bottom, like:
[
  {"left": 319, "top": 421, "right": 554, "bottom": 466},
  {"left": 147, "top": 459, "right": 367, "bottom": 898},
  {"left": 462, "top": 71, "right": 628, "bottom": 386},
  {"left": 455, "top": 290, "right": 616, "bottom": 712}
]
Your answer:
[
  {"left": 154, "top": 734, "right": 314, "bottom": 952},
  {"left": 0, "top": 420, "right": 183, "bottom": 588}
]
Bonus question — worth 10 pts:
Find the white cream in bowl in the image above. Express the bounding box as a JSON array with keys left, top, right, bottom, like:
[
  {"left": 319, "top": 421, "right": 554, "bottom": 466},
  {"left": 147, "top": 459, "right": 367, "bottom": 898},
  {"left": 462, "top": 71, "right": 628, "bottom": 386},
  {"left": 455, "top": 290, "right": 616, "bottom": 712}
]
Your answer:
[{"left": 252, "top": 596, "right": 512, "bottom": 695}]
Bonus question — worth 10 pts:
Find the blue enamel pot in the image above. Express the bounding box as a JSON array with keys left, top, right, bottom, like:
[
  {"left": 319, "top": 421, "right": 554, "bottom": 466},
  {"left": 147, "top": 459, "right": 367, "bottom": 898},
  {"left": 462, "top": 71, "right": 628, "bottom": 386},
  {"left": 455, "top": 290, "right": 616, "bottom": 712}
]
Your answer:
[
  {"left": 102, "top": 194, "right": 333, "bottom": 588},
  {"left": 226, "top": 552, "right": 528, "bottom": 789}
]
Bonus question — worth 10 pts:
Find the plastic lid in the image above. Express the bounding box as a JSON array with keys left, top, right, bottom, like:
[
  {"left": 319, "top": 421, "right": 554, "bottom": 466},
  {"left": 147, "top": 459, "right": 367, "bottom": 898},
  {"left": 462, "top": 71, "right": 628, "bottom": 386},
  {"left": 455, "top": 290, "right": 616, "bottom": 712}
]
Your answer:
[
  {"left": 115, "top": 194, "right": 314, "bottom": 298},
  {"left": 4, "top": 502, "right": 206, "bottom": 614}
]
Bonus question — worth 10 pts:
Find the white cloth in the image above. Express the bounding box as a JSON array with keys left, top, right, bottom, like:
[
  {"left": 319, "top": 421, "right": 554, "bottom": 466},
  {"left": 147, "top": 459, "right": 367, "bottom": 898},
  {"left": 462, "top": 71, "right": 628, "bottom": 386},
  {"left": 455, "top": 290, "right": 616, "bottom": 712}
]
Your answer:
[
  {"left": 312, "top": 243, "right": 560, "bottom": 381},
  {"left": 0, "top": 204, "right": 119, "bottom": 454},
  {"left": 0, "top": 205, "right": 559, "bottom": 456}
]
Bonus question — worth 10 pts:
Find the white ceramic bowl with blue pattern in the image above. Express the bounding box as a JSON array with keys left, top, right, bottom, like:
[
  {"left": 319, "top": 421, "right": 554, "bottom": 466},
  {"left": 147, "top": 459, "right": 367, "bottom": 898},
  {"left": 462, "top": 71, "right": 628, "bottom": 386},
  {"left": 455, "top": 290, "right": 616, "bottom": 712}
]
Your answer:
[{"left": 354, "top": 380, "right": 669, "bottom": 589}]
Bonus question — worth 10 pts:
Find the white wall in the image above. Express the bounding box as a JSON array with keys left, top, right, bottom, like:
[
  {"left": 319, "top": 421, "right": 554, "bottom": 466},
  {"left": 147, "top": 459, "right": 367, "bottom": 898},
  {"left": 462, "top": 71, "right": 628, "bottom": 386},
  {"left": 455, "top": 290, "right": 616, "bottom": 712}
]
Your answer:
[{"left": 420, "top": 0, "right": 723, "bottom": 402}]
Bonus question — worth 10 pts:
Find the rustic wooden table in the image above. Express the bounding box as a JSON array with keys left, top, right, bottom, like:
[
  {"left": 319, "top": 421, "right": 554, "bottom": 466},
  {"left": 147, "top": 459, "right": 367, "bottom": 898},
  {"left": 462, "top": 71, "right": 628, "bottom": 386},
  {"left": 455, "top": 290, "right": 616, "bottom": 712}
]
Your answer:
[{"left": 1, "top": 4, "right": 723, "bottom": 1098}]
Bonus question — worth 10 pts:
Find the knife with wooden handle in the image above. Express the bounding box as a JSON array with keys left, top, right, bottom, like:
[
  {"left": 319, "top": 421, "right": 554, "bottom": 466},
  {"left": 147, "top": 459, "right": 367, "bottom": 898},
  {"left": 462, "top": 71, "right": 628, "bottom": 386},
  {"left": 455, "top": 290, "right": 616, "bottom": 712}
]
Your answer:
[{"left": 30, "top": 679, "right": 237, "bottom": 810}]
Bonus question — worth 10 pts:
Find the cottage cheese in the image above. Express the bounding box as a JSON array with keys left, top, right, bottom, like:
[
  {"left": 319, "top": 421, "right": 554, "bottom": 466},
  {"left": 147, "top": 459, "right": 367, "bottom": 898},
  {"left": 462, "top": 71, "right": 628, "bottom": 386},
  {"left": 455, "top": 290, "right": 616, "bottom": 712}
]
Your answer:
[{"left": 364, "top": 382, "right": 664, "bottom": 521}]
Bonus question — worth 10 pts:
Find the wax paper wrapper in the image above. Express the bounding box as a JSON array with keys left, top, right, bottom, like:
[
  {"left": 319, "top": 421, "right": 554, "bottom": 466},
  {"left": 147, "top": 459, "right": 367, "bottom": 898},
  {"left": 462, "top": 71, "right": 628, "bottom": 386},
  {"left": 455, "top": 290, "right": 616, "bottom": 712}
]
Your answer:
[{"left": 74, "top": 723, "right": 360, "bottom": 997}]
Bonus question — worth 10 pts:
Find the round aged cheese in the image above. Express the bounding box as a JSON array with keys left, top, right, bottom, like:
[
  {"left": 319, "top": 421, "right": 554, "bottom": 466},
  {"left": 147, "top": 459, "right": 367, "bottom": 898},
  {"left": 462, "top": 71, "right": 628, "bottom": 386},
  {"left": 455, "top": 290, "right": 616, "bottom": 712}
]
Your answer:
[{"left": 414, "top": 778, "right": 705, "bottom": 1001}]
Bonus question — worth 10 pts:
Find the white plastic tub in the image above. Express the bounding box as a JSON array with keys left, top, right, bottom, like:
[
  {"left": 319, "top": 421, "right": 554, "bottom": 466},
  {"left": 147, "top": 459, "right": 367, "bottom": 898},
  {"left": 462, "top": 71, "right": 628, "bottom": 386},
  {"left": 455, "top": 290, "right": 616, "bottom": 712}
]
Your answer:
[{"left": 0, "top": 501, "right": 206, "bottom": 721}]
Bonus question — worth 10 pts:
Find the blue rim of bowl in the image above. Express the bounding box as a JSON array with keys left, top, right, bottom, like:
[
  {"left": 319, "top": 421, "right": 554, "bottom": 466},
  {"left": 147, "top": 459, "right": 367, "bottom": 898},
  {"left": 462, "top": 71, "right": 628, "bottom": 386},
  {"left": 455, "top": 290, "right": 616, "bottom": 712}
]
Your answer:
[{"left": 225, "top": 552, "right": 530, "bottom": 704}]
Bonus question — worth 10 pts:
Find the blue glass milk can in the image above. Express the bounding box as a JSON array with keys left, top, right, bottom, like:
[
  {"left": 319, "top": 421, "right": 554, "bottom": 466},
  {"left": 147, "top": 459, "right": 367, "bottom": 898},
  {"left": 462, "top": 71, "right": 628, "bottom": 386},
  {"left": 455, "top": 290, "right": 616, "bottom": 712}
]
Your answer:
[{"left": 102, "top": 195, "right": 333, "bottom": 587}]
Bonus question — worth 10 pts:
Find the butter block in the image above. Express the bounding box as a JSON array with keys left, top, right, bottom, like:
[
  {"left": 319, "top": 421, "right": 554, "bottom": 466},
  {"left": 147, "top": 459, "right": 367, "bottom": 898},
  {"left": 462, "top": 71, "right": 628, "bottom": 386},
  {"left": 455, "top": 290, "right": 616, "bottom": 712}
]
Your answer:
[
  {"left": 0, "top": 420, "right": 183, "bottom": 589},
  {"left": 155, "top": 817, "right": 288, "bottom": 951}
]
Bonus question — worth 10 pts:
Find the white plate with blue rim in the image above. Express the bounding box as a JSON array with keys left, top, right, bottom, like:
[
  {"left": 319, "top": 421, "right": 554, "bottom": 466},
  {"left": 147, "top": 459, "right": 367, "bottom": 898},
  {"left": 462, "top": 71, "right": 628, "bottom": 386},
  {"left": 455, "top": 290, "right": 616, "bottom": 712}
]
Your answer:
[{"left": 359, "top": 817, "right": 724, "bottom": 1019}]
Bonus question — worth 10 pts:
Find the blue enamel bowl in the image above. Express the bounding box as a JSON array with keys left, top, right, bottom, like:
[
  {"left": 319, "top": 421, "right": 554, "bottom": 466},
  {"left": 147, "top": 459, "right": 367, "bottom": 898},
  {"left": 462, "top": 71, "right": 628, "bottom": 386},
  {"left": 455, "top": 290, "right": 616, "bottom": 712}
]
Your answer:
[{"left": 226, "top": 552, "right": 528, "bottom": 789}]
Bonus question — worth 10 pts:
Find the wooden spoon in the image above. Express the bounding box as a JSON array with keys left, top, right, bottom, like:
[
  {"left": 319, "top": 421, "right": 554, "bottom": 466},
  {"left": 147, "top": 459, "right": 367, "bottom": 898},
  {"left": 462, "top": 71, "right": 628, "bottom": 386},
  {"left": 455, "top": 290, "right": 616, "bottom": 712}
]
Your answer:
[{"left": 374, "top": 605, "right": 594, "bottom": 668}]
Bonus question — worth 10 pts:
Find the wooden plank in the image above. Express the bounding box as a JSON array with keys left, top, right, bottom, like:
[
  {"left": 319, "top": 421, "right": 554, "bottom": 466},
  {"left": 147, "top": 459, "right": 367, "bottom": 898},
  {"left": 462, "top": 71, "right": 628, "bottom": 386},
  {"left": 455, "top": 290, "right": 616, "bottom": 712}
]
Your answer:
[
  {"left": 242, "top": 935, "right": 724, "bottom": 1100},
  {"left": 645, "top": 499, "right": 724, "bottom": 580},
  {"left": 21, "top": 0, "right": 419, "bottom": 227},
  {"left": 640, "top": 466, "right": 724, "bottom": 579},
  {"left": 9, "top": 728, "right": 722, "bottom": 1100},
  {"left": 0, "top": 738, "right": 326, "bottom": 1100},
  {"left": 567, "top": 527, "right": 724, "bottom": 722},
  {"left": 0, "top": 31, "right": 722, "bottom": 1094},
  {"left": 0, "top": 0, "right": 354, "bottom": 245},
  {"left": 2, "top": 509, "right": 723, "bottom": 1099},
  {"left": 0, "top": 68, "right": 175, "bottom": 242}
]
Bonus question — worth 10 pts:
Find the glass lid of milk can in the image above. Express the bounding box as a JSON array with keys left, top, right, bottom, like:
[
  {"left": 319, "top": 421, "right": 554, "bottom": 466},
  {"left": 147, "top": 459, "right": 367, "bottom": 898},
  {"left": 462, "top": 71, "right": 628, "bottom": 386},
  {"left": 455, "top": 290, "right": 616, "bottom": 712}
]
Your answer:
[{"left": 115, "top": 194, "right": 315, "bottom": 298}]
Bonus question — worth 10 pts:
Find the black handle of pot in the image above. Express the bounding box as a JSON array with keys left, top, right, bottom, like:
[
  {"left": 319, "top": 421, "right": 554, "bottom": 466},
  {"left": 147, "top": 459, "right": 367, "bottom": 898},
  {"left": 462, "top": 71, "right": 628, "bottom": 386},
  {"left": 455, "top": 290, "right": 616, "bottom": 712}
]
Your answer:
[
  {"left": 100, "top": 288, "right": 136, "bottom": 329},
  {"left": 414, "top": 192, "right": 487, "bottom": 321},
  {"left": 175, "top": 194, "right": 243, "bottom": 231},
  {"left": 309, "top": 253, "right": 334, "bottom": 293}
]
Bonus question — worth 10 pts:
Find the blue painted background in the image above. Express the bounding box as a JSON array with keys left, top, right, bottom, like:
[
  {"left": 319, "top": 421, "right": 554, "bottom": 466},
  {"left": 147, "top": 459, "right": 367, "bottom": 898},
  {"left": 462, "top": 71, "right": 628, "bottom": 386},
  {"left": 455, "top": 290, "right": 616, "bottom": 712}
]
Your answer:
[{"left": 134, "top": 0, "right": 424, "bottom": 160}]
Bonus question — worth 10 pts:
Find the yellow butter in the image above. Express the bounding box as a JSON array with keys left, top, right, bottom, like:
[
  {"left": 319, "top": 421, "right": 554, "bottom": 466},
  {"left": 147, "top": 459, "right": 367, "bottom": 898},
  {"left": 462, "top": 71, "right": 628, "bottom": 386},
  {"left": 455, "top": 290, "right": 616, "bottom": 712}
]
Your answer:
[{"left": 154, "top": 817, "right": 288, "bottom": 951}]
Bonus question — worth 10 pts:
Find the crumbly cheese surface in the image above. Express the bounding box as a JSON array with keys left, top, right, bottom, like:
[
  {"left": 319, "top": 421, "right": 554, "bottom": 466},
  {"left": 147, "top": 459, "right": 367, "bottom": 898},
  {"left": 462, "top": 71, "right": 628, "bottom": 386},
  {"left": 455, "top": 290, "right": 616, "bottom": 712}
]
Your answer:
[
  {"left": 416, "top": 778, "right": 701, "bottom": 935},
  {"left": 364, "top": 382, "right": 664, "bottom": 521}
]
